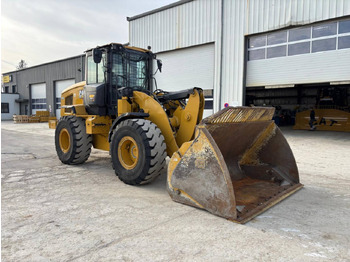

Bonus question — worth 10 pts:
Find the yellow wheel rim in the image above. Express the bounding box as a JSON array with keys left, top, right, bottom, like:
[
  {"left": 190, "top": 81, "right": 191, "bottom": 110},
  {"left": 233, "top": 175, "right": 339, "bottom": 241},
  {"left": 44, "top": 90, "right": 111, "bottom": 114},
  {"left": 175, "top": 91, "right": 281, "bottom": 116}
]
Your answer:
[
  {"left": 59, "top": 128, "right": 71, "bottom": 153},
  {"left": 118, "top": 136, "right": 139, "bottom": 170}
]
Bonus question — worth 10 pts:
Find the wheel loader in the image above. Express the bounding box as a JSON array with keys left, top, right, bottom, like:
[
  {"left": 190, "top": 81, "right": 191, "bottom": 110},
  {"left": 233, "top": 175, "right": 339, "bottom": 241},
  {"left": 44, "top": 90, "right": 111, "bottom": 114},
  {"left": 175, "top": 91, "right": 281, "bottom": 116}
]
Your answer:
[{"left": 54, "top": 43, "right": 302, "bottom": 223}]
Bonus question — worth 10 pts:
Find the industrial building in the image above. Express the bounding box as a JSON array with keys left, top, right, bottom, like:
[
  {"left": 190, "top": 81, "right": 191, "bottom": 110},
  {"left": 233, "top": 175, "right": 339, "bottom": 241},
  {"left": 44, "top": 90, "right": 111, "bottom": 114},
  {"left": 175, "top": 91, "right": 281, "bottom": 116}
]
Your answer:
[
  {"left": 128, "top": 0, "right": 350, "bottom": 122},
  {"left": 1, "top": 55, "right": 84, "bottom": 119},
  {"left": 1, "top": 93, "right": 20, "bottom": 120},
  {"left": 2, "top": 0, "right": 350, "bottom": 123}
]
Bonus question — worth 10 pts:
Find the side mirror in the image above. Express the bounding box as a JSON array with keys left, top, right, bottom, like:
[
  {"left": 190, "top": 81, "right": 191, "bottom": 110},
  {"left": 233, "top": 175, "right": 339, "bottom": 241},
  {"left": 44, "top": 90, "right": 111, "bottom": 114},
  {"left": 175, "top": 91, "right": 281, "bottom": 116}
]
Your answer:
[
  {"left": 93, "top": 48, "right": 103, "bottom": 64},
  {"left": 157, "top": 59, "right": 162, "bottom": 73}
]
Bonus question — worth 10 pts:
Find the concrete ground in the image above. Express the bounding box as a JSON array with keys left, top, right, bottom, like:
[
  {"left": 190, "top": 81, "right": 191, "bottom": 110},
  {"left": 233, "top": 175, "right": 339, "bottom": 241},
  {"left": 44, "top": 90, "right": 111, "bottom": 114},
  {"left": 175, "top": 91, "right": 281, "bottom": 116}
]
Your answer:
[{"left": 1, "top": 121, "right": 350, "bottom": 261}]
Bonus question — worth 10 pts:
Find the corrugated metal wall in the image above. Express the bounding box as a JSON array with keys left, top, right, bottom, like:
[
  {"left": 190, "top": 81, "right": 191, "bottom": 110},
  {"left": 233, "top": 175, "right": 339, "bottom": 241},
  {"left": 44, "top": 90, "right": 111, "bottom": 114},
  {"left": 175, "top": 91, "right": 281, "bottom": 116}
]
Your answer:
[
  {"left": 220, "top": 0, "right": 247, "bottom": 108},
  {"left": 129, "top": 0, "right": 223, "bottom": 111},
  {"left": 129, "top": 0, "right": 221, "bottom": 52},
  {"left": 246, "top": 0, "right": 350, "bottom": 35},
  {"left": 129, "top": 0, "right": 350, "bottom": 111}
]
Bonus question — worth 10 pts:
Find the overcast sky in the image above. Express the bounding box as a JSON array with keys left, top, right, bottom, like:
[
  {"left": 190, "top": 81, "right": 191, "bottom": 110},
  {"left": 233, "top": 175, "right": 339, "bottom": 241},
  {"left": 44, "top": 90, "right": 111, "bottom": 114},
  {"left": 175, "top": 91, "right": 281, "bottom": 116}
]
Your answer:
[{"left": 1, "top": 0, "right": 175, "bottom": 73}]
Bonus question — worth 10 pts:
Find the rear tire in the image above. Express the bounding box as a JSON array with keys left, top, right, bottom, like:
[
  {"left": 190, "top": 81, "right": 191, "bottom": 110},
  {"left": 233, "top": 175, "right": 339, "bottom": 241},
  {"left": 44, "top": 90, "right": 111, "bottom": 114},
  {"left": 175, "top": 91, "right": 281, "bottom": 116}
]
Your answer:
[
  {"left": 55, "top": 116, "right": 92, "bottom": 164},
  {"left": 110, "top": 119, "right": 166, "bottom": 185}
]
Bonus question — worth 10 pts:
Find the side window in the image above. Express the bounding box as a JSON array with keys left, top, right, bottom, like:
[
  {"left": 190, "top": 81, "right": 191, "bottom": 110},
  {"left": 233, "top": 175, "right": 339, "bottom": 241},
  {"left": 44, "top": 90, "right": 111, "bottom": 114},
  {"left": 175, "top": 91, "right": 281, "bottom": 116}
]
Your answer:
[
  {"left": 87, "top": 53, "right": 106, "bottom": 84},
  {"left": 312, "top": 38, "right": 336, "bottom": 53},
  {"left": 267, "top": 46, "right": 286, "bottom": 58},
  {"left": 248, "top": 19, "right": 350, "bottom": 60},
  {"left": 2, "top": 103, "right": 9, "bottom": 113},
  {"left": 312, "top": 23, "right": 337, "bottom": 38},
  {"left": 267, "top": 31, "right": 287, "bottom": 45},
  {"left": 136, "top": 61, "right": 146, "bottom": 86},
  {"left": 248, "top": 49, "right": 265, "bottom": 60},
  {"left": 339, "top": 20, "right": 350, "bottom": 34},
  {"left": 111, "top": 53, "right": 124, "bottom": 87},
  {"left": 288, "top": 42, "right": 310, "bottom": 56},
  {"left": 97, "top": 53, "right": 106, "bottom": 83},
  {"left": 87, "top": 55, "right": 96, "bottom": 84},
  {"left": 338, "top": 35, "right": 350, "bottom": 49},
  {"left": 289, "top": 27, "right": 311, "bottom": 42},
  {"left": 249, "top": 35, "right": 266, "bottom": 48}
]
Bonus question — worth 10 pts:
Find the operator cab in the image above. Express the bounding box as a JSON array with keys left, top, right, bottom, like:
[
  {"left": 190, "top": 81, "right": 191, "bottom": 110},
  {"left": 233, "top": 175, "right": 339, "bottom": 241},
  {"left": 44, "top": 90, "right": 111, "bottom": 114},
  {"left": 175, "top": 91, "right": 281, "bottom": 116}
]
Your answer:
[{"left": 83, "top": 43, "right": 157, "bottom": 116}]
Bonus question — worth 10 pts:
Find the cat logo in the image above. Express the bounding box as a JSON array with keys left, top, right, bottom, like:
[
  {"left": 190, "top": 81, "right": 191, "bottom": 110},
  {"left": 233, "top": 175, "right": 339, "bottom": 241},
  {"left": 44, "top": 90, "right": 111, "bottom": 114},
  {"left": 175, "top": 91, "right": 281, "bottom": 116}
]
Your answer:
[{"left": 89, "top": 94, "right": 95, "bottom": 102}]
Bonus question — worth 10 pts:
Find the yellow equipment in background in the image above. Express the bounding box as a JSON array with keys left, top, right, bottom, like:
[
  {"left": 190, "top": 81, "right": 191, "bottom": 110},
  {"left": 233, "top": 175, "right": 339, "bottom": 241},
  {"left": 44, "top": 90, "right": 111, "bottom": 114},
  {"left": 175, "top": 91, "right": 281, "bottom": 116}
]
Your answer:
[
  {"left": 53, "top": 43, "right": 302, "bottom": 223},
  {"left": 294, "top": 86, "right": 350, "bottom": 132},
  {"left": 294, "top": 109, "right": 350, "bottom": 132}
]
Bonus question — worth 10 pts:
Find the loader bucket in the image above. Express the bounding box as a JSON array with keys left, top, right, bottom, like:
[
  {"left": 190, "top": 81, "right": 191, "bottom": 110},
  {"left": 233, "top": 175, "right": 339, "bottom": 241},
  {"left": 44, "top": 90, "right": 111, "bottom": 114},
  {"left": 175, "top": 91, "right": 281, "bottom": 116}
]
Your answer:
[{"left": 167, "top": 107, "right": 303, "bottom": 223}]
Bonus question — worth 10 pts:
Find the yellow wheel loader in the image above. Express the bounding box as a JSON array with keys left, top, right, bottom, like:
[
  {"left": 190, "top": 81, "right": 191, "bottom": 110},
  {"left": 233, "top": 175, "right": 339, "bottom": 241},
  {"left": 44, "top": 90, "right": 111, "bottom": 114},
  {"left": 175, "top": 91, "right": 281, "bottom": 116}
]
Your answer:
[{"left": 54, "top": 43, "right": 302, "bottom": 223}]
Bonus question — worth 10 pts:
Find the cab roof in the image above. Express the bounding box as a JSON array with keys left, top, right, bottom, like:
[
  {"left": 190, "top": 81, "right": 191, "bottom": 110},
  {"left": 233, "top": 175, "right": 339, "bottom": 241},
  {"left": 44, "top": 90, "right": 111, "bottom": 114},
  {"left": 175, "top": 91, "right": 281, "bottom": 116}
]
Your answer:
[{"left": 85, "top": 43, "right": 150, "bottom": 53}]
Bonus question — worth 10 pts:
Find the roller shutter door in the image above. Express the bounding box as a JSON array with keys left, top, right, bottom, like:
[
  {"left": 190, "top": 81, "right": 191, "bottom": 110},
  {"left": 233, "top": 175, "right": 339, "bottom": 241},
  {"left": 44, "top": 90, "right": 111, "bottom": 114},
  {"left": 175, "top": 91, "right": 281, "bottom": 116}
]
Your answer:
[
  {"left": 247, "top": 49, "right": 350, "bottom": 87},
  {"left": 55, "top": 79, "right": 75, "bottom": 118},
  {"left": 31, "top": 83, "right": 46, "bottom": 115},
  {"left": 246, "top": 19, "right": 350, "bottom": 87},
  {"left": 155, "top": 44, "right": 215, "bottom": 117}
]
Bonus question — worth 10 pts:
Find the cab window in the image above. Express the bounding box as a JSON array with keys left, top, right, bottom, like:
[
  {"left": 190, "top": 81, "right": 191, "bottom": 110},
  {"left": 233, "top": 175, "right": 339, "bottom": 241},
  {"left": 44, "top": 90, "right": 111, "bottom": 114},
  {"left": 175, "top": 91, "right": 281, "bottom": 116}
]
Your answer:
[{"left": 87, "top": 53, "right": 106, "bottom": 84}]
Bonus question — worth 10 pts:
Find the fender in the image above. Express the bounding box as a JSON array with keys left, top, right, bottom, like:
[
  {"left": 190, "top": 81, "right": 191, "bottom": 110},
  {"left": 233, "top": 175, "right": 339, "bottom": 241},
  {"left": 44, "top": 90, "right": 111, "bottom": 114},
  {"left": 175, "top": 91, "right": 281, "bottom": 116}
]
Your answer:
[{"left": 108, "top": 112, "right": 149, "bottom": 142}]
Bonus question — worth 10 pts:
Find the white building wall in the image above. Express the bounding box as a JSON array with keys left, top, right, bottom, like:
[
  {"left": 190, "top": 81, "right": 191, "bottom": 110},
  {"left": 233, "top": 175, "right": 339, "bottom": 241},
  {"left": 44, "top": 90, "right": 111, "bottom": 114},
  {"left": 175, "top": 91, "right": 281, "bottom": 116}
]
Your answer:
[
  {"left": 129, "top": 0, "right": 221, "bottom": 52},
  {"left": 246, "top": 0, "right": 350, "bottom": 35},
  {"left": 220, "top": 0, "right": 247, "bottom": 108},
  {"left": 129, "top": 0, "right": 223, "bottom": 111},
  {"left": 1, "top": 93, "right": 20, "bottom": 120},
  {"left": 155, "top": 44, "right": 215, "bottom": 92},
  {"left": 129, "top": 0, "right": 350, "bottom": 112}
]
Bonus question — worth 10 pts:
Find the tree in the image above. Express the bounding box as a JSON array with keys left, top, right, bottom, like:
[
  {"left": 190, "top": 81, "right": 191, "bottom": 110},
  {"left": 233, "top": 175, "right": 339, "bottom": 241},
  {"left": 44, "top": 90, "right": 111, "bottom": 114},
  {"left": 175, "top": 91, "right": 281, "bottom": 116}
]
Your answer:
[{"left": 16, "top": 60, "right": 27, "bottom": 70}]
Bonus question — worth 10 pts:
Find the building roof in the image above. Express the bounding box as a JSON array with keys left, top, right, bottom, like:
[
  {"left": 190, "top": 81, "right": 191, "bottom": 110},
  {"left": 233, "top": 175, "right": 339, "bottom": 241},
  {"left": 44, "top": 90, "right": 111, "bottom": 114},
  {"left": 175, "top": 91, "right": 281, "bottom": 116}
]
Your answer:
[
  {"left": 127, "top": 0, "right": 193, "bottom": 21},
  {"left": 2, "top": 54, "right": 84, "bottom": 75}
]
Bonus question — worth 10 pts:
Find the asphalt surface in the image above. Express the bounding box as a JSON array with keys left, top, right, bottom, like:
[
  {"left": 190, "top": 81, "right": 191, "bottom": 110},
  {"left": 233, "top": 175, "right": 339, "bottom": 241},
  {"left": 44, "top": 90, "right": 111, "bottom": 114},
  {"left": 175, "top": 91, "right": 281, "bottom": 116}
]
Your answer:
[{"left": 1, "top": 121, "right": 350, "bottom": 261}]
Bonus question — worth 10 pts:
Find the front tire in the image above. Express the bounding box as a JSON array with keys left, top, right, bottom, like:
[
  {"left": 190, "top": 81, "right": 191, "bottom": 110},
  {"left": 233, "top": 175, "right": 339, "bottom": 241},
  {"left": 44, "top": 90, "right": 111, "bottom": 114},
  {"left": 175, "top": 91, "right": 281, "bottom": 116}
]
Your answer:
[
  {"left": 110, "top": 119, "right": 166, "bottom": 185},
  {"left": 55, "top": 116, "right": 92, "bottom": 164}
]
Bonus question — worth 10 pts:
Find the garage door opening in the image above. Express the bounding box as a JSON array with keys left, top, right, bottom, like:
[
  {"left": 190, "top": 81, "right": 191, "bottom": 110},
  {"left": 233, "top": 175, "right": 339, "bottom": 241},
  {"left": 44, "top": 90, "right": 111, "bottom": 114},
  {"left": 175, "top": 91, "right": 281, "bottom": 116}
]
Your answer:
[
  {"left": 245, "top": 83, "right": 350, "bottom": 126},
  {"left": 55, "top": 79, "right": 75, "bottom": 118},
  {"left": 155, "top": 43, "right": 215, "bottom": 118},
  {"left": 31, "top": 83, "right": 46, "bottom": 115}
]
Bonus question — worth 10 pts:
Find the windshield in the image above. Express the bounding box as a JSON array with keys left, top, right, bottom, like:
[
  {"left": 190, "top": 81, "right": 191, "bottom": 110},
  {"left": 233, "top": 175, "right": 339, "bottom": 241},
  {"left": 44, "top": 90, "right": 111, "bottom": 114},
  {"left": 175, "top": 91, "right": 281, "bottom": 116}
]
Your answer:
[{"left": 111, "top": 51, "right": 149, "bottom": 90}]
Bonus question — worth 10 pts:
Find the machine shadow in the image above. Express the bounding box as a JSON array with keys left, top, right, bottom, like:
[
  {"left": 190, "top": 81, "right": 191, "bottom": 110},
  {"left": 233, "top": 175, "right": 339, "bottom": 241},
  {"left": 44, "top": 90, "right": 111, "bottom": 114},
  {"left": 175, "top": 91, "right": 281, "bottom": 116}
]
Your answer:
[{"left": 82, "top": 152, "right": 169, "bottom": 194}]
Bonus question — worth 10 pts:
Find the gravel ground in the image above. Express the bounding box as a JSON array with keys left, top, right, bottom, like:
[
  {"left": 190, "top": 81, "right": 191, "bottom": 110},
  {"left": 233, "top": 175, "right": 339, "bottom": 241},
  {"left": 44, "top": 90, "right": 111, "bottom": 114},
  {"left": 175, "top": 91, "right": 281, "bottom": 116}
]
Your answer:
[{"left": 1, "top": 121, "right": 350, "bottom": 261}]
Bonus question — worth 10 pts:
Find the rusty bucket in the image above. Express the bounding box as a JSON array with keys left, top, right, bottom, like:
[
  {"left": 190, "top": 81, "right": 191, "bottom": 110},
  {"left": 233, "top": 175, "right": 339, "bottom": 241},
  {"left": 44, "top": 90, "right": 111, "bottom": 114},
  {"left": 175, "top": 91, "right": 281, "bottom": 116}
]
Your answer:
[{"left": 167, "top": 107, "right": 303, "bottom": 223}]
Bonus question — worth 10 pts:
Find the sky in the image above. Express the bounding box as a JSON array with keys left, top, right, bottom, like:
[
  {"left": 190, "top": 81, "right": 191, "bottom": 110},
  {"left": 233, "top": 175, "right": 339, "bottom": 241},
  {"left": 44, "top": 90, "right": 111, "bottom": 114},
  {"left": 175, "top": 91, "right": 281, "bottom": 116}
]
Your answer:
[{"left": 1, "top": 0, "right": 175, "bottom": 73}]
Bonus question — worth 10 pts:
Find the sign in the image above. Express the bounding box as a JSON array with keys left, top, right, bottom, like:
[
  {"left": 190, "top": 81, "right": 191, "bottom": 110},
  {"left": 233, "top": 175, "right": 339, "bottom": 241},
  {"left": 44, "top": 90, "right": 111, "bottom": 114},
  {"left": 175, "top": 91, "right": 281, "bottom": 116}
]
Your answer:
[{"left": 2, "top": 75, "right": 11, "bottom": 83}]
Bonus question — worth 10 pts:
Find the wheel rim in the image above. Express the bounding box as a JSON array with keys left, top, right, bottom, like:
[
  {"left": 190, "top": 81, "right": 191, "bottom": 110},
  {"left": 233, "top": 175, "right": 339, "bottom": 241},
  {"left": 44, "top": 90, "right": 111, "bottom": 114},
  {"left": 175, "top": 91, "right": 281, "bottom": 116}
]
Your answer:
[
  {"left": 118, "top": 136, "right": 139, "bottom": 170},
  {"left": 59, "top": 128, "right": 71, "bottom": 153}
]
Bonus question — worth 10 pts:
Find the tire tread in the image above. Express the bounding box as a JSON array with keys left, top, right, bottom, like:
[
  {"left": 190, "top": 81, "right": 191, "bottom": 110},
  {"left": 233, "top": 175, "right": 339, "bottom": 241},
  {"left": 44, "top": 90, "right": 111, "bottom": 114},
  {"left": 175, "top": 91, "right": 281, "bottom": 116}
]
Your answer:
[
  {"left": 55, "top": 116, "right": 92, "bottom": 165},
  {"left": 112, "top": 119, "right": 166, "bottom": 185}
]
